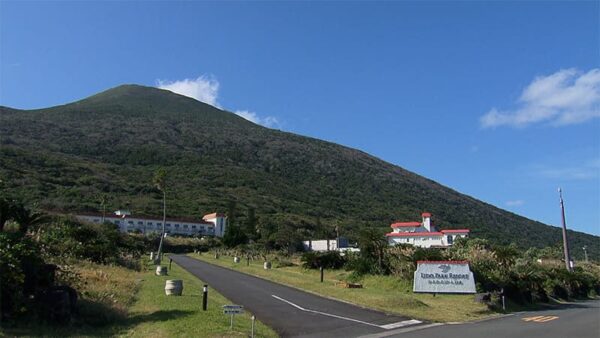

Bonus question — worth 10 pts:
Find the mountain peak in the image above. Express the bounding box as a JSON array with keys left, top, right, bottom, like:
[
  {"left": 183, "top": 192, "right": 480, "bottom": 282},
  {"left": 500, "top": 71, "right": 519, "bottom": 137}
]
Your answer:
[{"left": 77, "top": 84, "right": 197, "bottom": 106}]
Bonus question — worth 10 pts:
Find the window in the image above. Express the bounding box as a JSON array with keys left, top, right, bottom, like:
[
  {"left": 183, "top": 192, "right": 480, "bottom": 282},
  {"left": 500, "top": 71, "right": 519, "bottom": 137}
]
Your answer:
[
  {"left": 138, "top": 221, "right": 143, "bottom": 225},
  {"left": 148, "top": 222, "right": 153, "bottom": 226},
  {"left": 128, "top": 221, "right": 134, "bottom": 225},
  {"left": 183, "top": 224, "right": 188, "bottom": 228},
  {"left": 175, "top": 224, "right": 180, "bottom": 228},
  {"left": 192, "top": 225, "right": 197, "bottom": 229},
  {"left": 156, "top": 223, "right": 162, "bottom": 226},
  {"left": 93, "top": 219, "right": 100, "bottom": 223},
  {"left": 166, "top": 223, "right": 171, "bottom": 227}
]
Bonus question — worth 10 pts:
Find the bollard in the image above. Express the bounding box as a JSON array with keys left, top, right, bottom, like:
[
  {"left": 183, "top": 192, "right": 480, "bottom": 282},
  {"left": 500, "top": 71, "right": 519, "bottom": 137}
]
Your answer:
[
  {"left": 202, "top": 284, "right": 208, "bottom": 311},
  {"left": 169, "top": 258, "right": 173, "bottom": 270},
  {"left": 247, "top": 256, "right": 250, "bottom": 266},
  {"left": 251, "top": 315, "right": 255, "bottom": 338},
  {"left": 320, "top": 266, "right": 324, "bottom": 283}
]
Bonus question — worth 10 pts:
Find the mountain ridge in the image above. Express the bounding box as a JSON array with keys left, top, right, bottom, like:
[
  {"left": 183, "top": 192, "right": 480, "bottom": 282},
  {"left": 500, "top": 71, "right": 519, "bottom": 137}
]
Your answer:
[{"left": 0, "top": 84, "right": 597, "bottom": 259}]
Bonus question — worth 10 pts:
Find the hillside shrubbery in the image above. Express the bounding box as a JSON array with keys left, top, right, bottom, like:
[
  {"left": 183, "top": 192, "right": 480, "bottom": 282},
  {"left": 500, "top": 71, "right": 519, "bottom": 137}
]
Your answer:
[{"left": 0, "top": 198, "right": 148, "bottom": 323}]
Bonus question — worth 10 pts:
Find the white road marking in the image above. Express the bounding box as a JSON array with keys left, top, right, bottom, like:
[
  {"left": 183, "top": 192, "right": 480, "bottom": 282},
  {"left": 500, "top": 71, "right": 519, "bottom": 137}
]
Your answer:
[
  {"left": 271, "top": 294, "right": 422, "bottom": 330},
  {"left": 379, "top": 319, "right": 423, "bottom": 329}
]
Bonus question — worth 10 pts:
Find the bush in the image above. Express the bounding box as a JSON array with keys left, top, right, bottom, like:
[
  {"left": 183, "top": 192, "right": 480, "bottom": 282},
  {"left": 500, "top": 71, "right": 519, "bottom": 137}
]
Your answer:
[
  {"left": 0, "top": 232, "right": 45, "bottom": 320},
  {"left": 38, "top": 217, "right": 145, "bottom": 266},
  {"left": 301, "top": 251, "right": 346, "bottom": 269}
]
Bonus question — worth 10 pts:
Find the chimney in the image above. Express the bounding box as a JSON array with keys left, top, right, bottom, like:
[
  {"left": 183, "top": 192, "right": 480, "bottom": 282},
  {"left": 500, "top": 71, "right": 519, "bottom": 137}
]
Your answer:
[{"left": 422, "top": 212, "right": 432, "bottom": 232}]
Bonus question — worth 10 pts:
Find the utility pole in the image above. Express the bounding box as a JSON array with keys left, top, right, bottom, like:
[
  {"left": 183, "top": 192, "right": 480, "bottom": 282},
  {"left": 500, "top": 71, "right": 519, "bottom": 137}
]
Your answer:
[
  {"left": 583, "top": 246, "right": 589, "bottom": 263},
  {"left": 558, "top": 188, "right": 573, "bottom": 272}
]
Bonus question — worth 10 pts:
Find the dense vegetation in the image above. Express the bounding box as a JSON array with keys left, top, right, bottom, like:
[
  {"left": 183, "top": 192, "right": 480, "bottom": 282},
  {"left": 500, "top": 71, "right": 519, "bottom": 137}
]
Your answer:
[
  {"left": 1, "top": 84, "right": 598, "bottom": 259},
  {"left": 339, "top": 235, "right": 600, "bottom": 305},
  {"left": 0, "top": 197, "right": 147, "bottom": 323}
]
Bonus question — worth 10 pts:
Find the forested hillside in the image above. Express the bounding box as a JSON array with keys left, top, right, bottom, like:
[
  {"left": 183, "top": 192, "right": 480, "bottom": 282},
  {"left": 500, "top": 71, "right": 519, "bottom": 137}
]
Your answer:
[{"left": 1, "top": 85, "right": 597, "bottom": 259}]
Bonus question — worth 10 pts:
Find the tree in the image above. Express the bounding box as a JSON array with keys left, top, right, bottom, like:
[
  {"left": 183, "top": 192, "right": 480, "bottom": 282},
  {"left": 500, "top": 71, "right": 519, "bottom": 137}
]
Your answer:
[
  {"left": 99, "top": 194, "right": 108, "bottom": 223},
  {"left": 222, "top": 223, "right": 248, "bottom": 248},
  {"left": 244, "top": 207, "right": 258, "bottom": 242},
  {"left": 153, "top": 168, "right": 167, "bottom": 263},
  {"left": 357, "top": 227, "right": 389, "bottom": 274}
]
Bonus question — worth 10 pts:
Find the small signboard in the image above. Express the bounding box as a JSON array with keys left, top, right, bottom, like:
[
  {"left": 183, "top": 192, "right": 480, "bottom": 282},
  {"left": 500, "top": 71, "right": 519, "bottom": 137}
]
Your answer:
[
  {"left": 223, "top": 304, "right": 244, "bottom": 315},
  {"left": 413, "top": 260, "right": 476, "bottom": 294},
  {"left": 223, "top": 305, "right": 244, "bottom": 329}
]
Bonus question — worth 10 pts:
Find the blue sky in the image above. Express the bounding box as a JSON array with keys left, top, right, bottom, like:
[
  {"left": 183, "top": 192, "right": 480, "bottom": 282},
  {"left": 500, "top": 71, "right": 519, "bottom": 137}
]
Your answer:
[{"left": 1, "top": 1, "right": 599, "bottom": 237}]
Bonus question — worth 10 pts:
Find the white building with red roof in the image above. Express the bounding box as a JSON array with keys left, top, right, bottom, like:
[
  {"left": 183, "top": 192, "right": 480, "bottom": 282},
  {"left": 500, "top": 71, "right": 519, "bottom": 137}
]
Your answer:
[
  {"left": 76, "top": 211, "right": 228, "bottom": 238},
  {"left": 386, "top": 212, "right": 469, "bottom": 248}
]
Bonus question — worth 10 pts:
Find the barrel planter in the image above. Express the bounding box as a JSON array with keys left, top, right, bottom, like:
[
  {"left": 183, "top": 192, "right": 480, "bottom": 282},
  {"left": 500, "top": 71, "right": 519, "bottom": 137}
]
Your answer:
[
  {"left": 165, "top": 280, "right": 183, "bottom": 296},
  {"left": 263, "top": 262, "right": 272, "bottom": 270},
  {"left": 233, "top": 256, "right": 240, "bottom": 263},
  {"left": 156, "top": 266, "right": 168, "bottom": 276}
]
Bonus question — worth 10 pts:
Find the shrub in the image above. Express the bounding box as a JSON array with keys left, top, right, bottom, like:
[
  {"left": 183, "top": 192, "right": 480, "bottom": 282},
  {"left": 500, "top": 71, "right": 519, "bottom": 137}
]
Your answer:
[
  {"left": 301, "top": 251, "right": 346, "bottom": 269},
  {"left": 38, "top": 217, "right": 145, "bottom": 266},
  {"left": 0, "top": 232, "right": 45, "bottom": 320}
]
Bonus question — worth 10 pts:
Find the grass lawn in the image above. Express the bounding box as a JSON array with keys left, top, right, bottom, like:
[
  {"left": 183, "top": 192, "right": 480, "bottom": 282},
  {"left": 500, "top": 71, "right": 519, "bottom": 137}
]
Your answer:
[
  {"left": 189, "top": 253, "right": 496, "bottom": 323},
  {"left": 124, "top": 258, "right": 278, "bottom": 337},
  {"left": 1, "top": 259, "right": 278, "bottom": 337}
]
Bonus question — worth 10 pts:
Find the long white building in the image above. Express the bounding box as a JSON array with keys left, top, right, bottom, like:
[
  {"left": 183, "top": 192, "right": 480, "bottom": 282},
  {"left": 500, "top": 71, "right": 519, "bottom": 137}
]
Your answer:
[
  {"left": 386, "top": 212, "right": 469, "bottom": 248},
  {"left": 76, "top": 211, "right": 228, "bottom": 237}
]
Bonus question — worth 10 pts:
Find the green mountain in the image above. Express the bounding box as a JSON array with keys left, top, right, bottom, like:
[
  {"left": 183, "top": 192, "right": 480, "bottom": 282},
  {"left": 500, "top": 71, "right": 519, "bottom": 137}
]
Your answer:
[{"left": 1, "top": 85, "right": 597, "bottom": 258}]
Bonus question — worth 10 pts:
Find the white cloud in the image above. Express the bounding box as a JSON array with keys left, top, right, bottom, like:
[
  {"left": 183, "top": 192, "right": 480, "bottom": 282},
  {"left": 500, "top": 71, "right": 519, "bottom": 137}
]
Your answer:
[
  {"left": 235, "top": 110, "right": 280, "bottom": 128},
  {"left": 480, "top": 68, "right": 600, "bottom": 128},
  {"left": 506, "top": 200, "right": 525, "bottom": 207},
  {"left": 156, "top": 75, "right": 281, "bottom": 128},
  {"left": 157, "top": 75, "right": 220, "bottom": 107}
]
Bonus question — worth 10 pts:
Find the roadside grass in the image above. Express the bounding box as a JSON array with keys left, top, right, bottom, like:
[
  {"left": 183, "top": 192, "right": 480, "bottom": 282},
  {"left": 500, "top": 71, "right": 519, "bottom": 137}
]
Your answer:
[
  {"left": 1, "top": 259, "right": 278, "bottom": 338},
  {"left": 125, "top": 258, "right": 278, "bottom": 337},
  {"left": 1, "top": 261, "right": 142, "bottom": 336},
  {"left": 189, "top": 253, "right": 495, "bottom": 323}
]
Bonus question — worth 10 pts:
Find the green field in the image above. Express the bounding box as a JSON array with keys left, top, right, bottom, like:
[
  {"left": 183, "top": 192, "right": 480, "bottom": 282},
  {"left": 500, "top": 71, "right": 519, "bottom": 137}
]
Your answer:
[
  {"left": 1, "top": 259, "right": 278, "bottom": 337},
  {"left": 123, "top": 259, "right": 278, "bottom": 337},
  {"left": 189, "top": 253, "right": 496, "bottom": 323}
]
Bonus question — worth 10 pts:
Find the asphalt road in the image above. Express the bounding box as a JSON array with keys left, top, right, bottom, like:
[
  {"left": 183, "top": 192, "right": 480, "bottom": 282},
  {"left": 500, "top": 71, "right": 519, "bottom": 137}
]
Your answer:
[
  {"left": 170, "top": 254, "right": 424, "bottom": 338},
  {"left": 364, "top": 299, "right": 600, "bottom": 338}
]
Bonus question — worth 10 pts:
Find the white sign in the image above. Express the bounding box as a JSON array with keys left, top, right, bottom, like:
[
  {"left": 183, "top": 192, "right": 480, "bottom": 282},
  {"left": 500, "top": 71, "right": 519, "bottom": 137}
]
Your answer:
[
  {"left": 413, "top": 261, "right": 476, "bottom": 294},
  {"left": 223, "top": 305, "right": 244, "bottom": 315}
]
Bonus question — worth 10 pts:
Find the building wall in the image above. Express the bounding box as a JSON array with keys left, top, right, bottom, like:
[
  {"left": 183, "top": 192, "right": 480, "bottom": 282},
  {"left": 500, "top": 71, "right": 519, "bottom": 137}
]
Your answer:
[
  {"left": 203, "top": 216, "right": 227, "bottom": 237},
  {"left": 388, "top": 236, "right": 444, "bottom": 248},
  {"left": 76, "top": 215, "right": 215, "bottom": 237},
  {"left": 388, "top": 233, "right": 468, "bottom": 248}
]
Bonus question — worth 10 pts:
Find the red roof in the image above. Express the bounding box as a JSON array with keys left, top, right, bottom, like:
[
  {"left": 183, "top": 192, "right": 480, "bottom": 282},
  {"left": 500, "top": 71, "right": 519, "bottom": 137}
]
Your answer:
[
  {"left": 441, "top": 229, "right": 470, "bottom": 233},
  {"left": 386, "top": 232, "right": 443, "bottom": 237},
  {"left": 202, "top": 213, "right": 226, "bottom": 219},
  {"left": 421, "top": 212, "right": 432, "bottom": 217},
  {"left": 416, "top": 260, "right": 469, "bottom": 264},
  {"left": 391, "top": 222, "right": 421, "bottom": 228}
]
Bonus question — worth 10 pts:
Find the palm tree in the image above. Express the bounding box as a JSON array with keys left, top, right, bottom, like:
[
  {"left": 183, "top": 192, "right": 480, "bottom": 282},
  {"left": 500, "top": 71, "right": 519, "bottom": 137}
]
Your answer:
[
  {"left": 99, "top": 194, "right": 108, "bottom": 223},
  {"left": 154, "top": 168, "right": 167, "bottom": 264},
  {"left": 11, "top": 204, "right": 48, "bottom": 234}
]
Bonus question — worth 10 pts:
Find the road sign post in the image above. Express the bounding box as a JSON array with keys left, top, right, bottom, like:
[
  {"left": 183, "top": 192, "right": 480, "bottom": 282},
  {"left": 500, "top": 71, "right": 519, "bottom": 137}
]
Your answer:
[{"left": 223, "top": 305, "right": 244, "bottom": 330}]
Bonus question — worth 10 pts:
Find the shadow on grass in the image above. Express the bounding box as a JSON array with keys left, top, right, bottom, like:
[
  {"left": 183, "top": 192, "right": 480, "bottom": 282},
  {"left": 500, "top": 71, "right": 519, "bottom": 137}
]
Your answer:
[{"left": 0, "top": 299, "right": 195, "bottom": 337}]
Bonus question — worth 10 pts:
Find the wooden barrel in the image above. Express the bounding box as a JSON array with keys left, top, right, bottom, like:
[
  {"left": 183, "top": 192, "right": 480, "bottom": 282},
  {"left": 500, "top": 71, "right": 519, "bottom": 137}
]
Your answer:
[
  {"left": 264, "top": 262, "right": 272, "bottom": 270},
  {"left": 165, "top": 280, "right": 183, "bottom": 296},
  {"left": 156, "top": 266, "right": 168, "bottom": 276},
  {"left": 233, "top": 256, "right": 240, "bottom": 263}
]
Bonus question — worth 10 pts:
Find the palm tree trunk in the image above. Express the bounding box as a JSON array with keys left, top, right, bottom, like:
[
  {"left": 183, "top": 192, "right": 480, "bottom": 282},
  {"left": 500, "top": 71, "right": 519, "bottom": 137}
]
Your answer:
[{"left": 156, "top": 191, "right": 166, "bottom": 263}]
